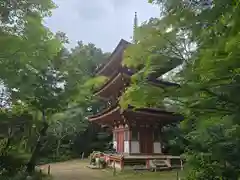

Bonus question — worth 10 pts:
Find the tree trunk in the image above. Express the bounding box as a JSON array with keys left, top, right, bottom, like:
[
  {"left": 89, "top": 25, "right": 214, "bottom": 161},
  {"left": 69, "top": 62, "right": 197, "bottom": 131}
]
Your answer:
[
  {"left": 56, "top": 139, "right": 62, "bottom": 157},
  {"left": 26, "top": 111, "right": 48, "bottom": 174},
  {"left": 2, "top": 127, "right": 13, "bottom": 154},
  {"left": 56, "top": 135, "right": 66, "bottom": 157}
]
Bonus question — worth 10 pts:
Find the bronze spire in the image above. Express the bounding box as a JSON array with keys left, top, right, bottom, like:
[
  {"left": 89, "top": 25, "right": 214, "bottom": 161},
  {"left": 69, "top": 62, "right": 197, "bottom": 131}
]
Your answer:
[{"left": 133, "top": 12, "right": 138, "bottom": 44}]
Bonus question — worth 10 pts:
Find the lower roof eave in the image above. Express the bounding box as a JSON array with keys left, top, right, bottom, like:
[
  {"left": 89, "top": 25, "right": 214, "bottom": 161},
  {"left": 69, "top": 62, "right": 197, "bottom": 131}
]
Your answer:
[{"left": 87, "top": 105, "right": 183, "bottom": 126}]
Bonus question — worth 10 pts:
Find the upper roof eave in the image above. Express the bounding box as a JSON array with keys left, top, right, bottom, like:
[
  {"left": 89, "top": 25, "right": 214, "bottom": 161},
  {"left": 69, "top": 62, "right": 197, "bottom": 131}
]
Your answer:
[
  {"left": 93, "top": 69, "right": 180, "bottom": 99},
  {"left": 96, "top": 39, "right": 130, "bottom": 76}
]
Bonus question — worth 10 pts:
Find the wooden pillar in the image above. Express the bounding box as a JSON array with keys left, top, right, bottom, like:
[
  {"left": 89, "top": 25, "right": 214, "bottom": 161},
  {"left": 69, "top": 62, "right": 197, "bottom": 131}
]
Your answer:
[
  {"left": 129, "top": 128, "right": 132, "bottom": 154},
  {"left": 146, "top": 159, "right": 150, "bottom": 169},
  {"left": 123, "top": 127, "right": 130, "bottom": 153},
  {"left": 159, "top": 125, "right": 163, "bottom": 154},
  {"left": 120, "top": 157, "right": 124, "bottom": 171},
  {"left": 114, "top": 125, "right": 129, "bottom": 153}
]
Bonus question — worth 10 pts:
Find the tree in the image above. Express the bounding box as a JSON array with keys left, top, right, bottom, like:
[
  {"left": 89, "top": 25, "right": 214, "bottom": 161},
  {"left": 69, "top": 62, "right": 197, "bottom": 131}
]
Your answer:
[
  {"left": 0, "top": 0, "right": 111, "bottom": 177},
  {"left": 120, "top": 0, "right": 240, "bottom": 179},
  {"left": 48, "top": 110, "right": 88, "bottom": 157},
  {"left": 0, "top": 0, "right": 67, "bottom": 174},
  {"left": 33, "top": 41, "right": 111, "bottom": 164}
]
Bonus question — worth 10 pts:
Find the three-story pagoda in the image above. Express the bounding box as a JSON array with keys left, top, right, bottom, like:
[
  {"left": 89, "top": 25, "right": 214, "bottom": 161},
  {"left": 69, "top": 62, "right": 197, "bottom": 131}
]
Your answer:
[{"left": 88, "top": 13, "right": 183, "bottom": 171}]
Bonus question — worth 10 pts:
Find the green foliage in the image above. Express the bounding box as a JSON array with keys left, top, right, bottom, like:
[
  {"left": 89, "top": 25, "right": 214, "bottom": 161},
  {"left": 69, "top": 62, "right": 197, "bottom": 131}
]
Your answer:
[
  {"left": 120, "top": 0, "right": 240, "bottom": 179},
  {"left": 83, "top": 76, "right": 109, "bottom": 91},
  {"left": 70, "top": 42, "right": 109, "bottom": 77},
  {"left": 0, "top": 0, "right": 56, "bottom": 34},
  {"left": 123, "top": 18, "right": 184, "bottom": 77},
  {"left": 184, "top": 116, "right": 240, "bottom": 180},
  {"left": 120, "top": 83, "right": 165, "bottom": 109},
  {"left": 0, "top": 0, "right": 111, "bottom": 176},
  {"left": 1, "top": 171, "right": 50, "bottom": 180}
]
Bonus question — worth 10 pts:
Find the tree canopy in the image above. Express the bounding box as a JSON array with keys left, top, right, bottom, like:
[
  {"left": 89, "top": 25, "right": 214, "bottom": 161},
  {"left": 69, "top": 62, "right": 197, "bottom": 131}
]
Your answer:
[
  {"left": 0, "top": 0, "right": 110, "bottom": 178},
  {"left": 120, "top": 0, "right": 240, "bottom": 179}
]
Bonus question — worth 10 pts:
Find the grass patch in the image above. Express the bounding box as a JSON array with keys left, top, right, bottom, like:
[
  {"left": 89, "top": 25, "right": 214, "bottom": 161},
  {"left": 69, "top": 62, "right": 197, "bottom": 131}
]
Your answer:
[{"left": 102, "top": 169, "right": 183, "bottom": 180}]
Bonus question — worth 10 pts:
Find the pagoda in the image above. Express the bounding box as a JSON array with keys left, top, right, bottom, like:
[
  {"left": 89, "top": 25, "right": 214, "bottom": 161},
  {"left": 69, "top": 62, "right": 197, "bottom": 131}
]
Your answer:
[{"left": 88, "top": 13, "right": 183, "bottom": 171}]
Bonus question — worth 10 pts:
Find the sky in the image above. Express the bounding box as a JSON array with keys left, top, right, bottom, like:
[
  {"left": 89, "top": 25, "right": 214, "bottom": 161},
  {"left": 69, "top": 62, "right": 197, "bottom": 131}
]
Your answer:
[{"left": 44, "top": 0, "right": 160, "bottom": 52}]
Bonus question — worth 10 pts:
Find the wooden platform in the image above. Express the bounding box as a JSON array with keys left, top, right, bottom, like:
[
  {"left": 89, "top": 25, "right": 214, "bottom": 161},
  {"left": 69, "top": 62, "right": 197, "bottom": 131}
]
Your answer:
[{"left": 99, "top": 153, "right": 183, "bottom": 171}]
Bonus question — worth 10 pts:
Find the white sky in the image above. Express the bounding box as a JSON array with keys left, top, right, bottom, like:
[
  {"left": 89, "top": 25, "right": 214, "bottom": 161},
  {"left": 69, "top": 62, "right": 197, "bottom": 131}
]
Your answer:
[{"left": 44, "top": 0, "right": 160, "bottom": 52}]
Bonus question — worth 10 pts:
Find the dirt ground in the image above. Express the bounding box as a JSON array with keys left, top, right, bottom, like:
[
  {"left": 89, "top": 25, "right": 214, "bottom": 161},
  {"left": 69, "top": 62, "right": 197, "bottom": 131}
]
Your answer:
[
  {"left": 40, "top": 160, "right": 107, "bottom": 180},
  {"left": 39, "top": 160, "right": 179, "bottom": 180}
]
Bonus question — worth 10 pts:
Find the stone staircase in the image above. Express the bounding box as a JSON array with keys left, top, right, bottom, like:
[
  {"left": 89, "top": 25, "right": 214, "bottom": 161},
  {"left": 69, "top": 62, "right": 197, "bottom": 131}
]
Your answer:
[{"left": 149, "top": 159, "right": 171, "bottom": 171}]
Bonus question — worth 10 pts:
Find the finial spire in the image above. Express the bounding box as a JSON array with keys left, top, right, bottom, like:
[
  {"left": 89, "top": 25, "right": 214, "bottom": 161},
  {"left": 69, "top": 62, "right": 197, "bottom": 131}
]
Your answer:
[{"left": 133, "top": 12, "right": 138, "bottom": 44}]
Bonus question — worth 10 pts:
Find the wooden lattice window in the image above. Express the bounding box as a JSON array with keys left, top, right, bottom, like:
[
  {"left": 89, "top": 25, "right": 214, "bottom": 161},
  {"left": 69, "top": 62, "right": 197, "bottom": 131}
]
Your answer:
[
  {"left": 124, "top": 130, "right": 129, "bottom": 141},
  {"left": 131, "top": 128, "right": 139, "bottom": 141},
  {"left": 153, "top": 129, "right": 160, "bottom": 142}
]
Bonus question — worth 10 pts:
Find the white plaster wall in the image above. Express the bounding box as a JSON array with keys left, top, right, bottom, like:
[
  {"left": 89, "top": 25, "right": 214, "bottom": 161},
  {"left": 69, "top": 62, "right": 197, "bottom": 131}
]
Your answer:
[
  {"left": 113, "top": 141, "right": 117, "bottom": 151},
  {"left": 131, "top": 141, "right": 140, "bottom": 153},
  {"left": 153, "top": 142, "right": 162, "bottom": 153},
  {"left": 124, "top": 141, "right": 129, "bottom": 153}
]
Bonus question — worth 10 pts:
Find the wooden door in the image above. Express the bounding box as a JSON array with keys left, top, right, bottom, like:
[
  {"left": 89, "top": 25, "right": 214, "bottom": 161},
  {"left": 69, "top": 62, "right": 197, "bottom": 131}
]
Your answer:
[
  {"left": 116, "top": 131, "right": 124, "bottom": 153},
  {"left": 139, "top": 128, "right": 153, "bottom": 154}
]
